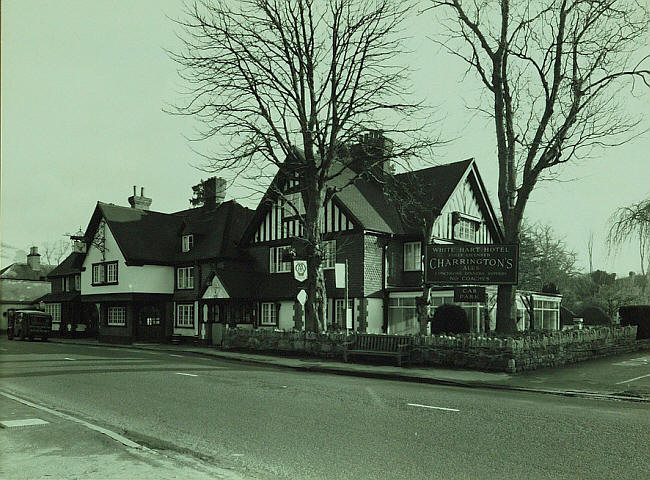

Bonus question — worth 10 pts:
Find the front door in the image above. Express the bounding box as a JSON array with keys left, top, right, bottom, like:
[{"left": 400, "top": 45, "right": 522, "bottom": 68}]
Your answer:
[{"left": 136, "top": 305, "right": 164, "bottom": 342}]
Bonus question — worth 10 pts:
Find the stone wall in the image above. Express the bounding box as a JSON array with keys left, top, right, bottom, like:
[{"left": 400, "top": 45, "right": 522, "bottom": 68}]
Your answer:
[{"left": 220, "top": 326, "right": 641, "bottom": 373}]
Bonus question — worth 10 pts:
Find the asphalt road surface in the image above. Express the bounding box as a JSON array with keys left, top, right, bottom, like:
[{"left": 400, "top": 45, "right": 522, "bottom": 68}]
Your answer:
[{"left": 1, "top": 338, "right": 648, "bottom": 480}]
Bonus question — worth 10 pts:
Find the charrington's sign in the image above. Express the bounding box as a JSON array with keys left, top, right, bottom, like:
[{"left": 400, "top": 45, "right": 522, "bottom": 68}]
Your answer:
[{"left": 425, "top": 244, "right": 519, "bottom": 285}]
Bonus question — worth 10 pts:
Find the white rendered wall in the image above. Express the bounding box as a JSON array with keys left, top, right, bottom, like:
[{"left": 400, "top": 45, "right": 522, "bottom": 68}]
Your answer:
[
  {"left": 365, "top": 298, "right": 384, "bottom": 333},
  {"left": 81, "top": 220, "right": 174, "bottom": 295}
]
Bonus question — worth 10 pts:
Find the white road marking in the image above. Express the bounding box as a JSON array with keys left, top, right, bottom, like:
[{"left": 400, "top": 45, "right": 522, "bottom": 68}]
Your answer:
[
  {"left": 64, "top": 358, "right": 75, "bottom": 361},
  {"left": 175, "top": 372, "right": 198, "bottom": 377},
  {"left": 169, "top": 354, "right": 184, "bottom": 358},
  {"left": 0, "top": 418, "right": 49, "bottom": 428},
  {"left": 615, "top": 373, "right": 650, "bottom": 385},
  {"left": 0, "top": 347, "right": 8, "bottom": 351},
  {"left": 0, "top": 391, "right": 152, "bottom": 451},
  {"left": 407, "top": 403, "right": 460, "bottom": 412},
  {"left": 366, "top": 387, "right": 384, "bottom": 408}
]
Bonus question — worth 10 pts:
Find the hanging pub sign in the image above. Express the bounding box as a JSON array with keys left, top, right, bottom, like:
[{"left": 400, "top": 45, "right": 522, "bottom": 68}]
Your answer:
[
  {"left": 454, "top": 286, "right": 486, "bottom": 303},
  {"left": 293, "top": 260, "right": 308, "bottom": 282},
  {"left": 425, "top": 244, "right": 519, "bottom": 285}
]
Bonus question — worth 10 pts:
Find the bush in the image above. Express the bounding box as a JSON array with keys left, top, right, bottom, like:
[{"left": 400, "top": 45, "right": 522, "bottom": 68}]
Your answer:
[
  {"left": 431, "top": 304, "right": 469, "bottom": 334},
  {"left": 578, "top": 306, "right": 611, "bottom": 326},
  {"left": 618, "top": 305, "right": 650, "bottom": 339}
]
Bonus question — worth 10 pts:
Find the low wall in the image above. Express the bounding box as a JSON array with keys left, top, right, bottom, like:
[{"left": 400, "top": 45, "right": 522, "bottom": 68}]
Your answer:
[
  {"left": 220, "top": 326, "right": 640, "bottom": 373},
  {"left": 418, "top": 326, "right": 639, "bottom": 373}
]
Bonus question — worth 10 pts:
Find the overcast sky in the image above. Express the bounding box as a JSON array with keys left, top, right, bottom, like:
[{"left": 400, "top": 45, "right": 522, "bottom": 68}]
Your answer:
[{"left": 2, "top": 0, "right": 649, "bottom": 276}]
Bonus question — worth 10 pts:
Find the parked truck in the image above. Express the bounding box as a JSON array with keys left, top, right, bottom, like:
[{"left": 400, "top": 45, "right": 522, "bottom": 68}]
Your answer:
[{"left": 6, "top": 309, "right": 52, "bottom": 341}]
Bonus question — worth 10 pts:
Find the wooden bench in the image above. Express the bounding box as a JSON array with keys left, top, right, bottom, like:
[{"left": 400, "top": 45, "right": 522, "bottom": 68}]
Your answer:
[{"left": 343, "top": 334, "right": 413, "bottom": 367}]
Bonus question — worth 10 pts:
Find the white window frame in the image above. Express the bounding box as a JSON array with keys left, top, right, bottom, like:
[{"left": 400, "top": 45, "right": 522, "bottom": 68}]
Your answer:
[
  {"left": 270, "top": 246, "right": 292, "bottom": 273},
  {"left": 92, "top": 264, "right": 105, "bottom": 284},
  {"left": 533, "top": 298, "right": 560, "bottom": 330},
  {"left": 177, "top": 266, "right": 194, "bottom": 289},
  {"left": 182, "top": 234, "right": 194, "bottom": 252},
  {"left": 454, "top": 216, "right": 477, "bottom": 243},
  {"left": 106, "top": 262, "right": 118, "bottom": 284},
  {"left": 45, "top": 303, "right": 61, "bottom": 324},
  {"left": 322, "top": 240, "right": 336, "bottom": 269},
  {"left": 334, "top": 298, "right": 354, "bottom": 328},
  {"left": 74, "top": 274, "right": 81, "bottom": 291},
  {"left": 403, "top": 241, "right": 422, "bottom": 271},
  {"left": 260, "top": 302, "right": 278, "bottom": 326},
  {"left": 175, "top": 304, "right": 194, "bottom": 328},
  {"left": 107, "top": 306, "right": 126, "bottom": 326}
]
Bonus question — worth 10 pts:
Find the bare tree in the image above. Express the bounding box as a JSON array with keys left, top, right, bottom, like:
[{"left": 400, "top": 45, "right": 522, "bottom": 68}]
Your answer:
[
  {"left": 41, "top": 239, "right": 71, "bottom": 266},
  {"left": 608, "top": 197, "right": 650, "bottom": 293},
  {"left": 170, "top": 0, "right": 434, "bottom": 331},
  {"left": 430, "top": 0, "right": 650, "bottom": 332},
  {"left": 586, "top": 231, "right": 594, "bottom": 274}
]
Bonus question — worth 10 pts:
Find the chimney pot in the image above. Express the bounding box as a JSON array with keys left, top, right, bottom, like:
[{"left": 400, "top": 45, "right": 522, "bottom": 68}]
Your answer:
[
  {"left": 128, "top": 186, "right": 152, "bottom": 210},
  {"left": 27, "top": 246, "right": 41, "bottom": 271}
]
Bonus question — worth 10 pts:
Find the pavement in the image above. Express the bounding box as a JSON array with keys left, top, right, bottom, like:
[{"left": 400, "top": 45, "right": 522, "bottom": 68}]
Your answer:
[
  {"left": 0, "top": 390, "right": 246, "bottom": 480},
  {"left": 47, "top": 337, "right": 650, "bottom": 403}
]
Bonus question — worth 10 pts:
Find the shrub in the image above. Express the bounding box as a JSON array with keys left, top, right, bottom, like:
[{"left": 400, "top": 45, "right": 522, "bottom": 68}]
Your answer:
[
  {"left": 431, "top": 304, "right": 469, "bottom": 334},
  {"left": 578, "top": 306, "right": 611, "bottom": 326},
  {"left": 618, "top": 305, "right": 650, "bottom": 339}
]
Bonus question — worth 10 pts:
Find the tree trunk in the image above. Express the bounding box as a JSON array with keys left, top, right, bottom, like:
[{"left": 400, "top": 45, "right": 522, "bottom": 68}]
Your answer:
[
  {"left": 495, "top": 284, "right": 517, "bottom": 333},
  {"left": 495, "top": 210, "right": 522, "bottom": 333},
  {"left": 416, "top": 285, "right": 431, "bottom": 335},
  {"left": 302, "top": 179, "right": 326, "bottom": 333}
]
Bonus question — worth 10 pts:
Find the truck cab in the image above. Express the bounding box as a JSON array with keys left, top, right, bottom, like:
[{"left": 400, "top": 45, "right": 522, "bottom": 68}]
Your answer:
[{"left": 7, "top": 309, "right": 52, "bottom": 341}]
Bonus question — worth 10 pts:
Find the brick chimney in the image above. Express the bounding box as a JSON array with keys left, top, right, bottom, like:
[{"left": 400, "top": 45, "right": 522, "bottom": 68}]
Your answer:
[
  {"left": 128, "top": 186, "right": 152, "bottom": 210},
  {"left": 190, "top": 177, "right": 227, "bottom": 209},
  {"left": 350, "top": 130, "right": 394, "bottom": 179},
  {"left": 27, "top": 246, "right": 41, "bottom": 271}
]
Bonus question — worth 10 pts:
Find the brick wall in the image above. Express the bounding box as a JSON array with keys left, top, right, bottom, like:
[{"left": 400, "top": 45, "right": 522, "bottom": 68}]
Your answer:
[{"left": 363, "top": 234, "right": 384, "bottom": 297}]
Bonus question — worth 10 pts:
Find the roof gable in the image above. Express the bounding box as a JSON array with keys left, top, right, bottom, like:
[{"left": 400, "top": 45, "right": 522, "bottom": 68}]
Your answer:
[
  {"left": 82, "top": 200, "right": 253, "bottom": 266},
  {"left": 47, "top": 252, "right": 86, "bottom": 278}
]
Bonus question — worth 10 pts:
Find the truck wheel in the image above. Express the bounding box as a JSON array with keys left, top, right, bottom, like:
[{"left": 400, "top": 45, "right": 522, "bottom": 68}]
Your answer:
[
  {"left": 28, "top": 336, "right": 34, "bottom": 341},
  {"left": 41, "top": 337, "right": 48, "bottom": 342},
  {"left": 19, "top": 330, "right": 26, "bottom": 341}
]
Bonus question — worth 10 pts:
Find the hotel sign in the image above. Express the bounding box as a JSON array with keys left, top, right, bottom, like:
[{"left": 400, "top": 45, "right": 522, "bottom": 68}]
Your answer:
[{"left": 425, "top": 244, "right": 519, "bottom": 285}]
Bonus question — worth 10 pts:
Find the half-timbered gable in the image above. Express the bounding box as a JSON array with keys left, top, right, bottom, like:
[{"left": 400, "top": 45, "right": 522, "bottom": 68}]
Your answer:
[
  {"left": 252, "top": 185, "right": 357, "bottom": 244},
  {"left": 431, "top": 162, "right": 501, "bottom": 244}
]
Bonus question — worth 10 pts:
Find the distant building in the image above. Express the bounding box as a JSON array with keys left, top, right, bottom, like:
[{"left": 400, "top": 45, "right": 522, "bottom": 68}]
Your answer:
[
  {"left": 0, "top": 247, "right": 56, "bottom": 330},
  {"left": 41, "top": 232, "right": 86, "bottom": 336}
]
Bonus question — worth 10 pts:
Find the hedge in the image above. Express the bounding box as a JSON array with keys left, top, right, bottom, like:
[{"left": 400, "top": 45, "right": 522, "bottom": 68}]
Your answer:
[{"left": 618, "top": 305, "right": 650, "bottom": 339}]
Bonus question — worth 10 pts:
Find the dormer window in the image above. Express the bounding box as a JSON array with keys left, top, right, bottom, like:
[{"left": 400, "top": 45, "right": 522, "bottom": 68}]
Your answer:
[
  {"left": 182, "top": 234, "right": 194, "bottom": 252},
  {"left": 453, "top": 212, "right": 480, "bottom": 243}
]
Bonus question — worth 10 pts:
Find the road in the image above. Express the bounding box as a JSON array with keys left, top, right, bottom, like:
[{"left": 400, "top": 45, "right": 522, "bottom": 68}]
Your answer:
[{"left": 1, "top": 338, "right": 649, "bottom": 479}]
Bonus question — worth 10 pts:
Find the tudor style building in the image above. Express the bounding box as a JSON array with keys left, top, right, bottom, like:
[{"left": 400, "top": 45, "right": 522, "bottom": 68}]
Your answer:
[
  {"left": 237, "top": 146, "right": 514, "bottom": 334},
  {"left": 69, "top": 134, "right": 560, "bottom": 344},
  {"left": 78, "top": 181, "right": 254, "bottom": 344}
]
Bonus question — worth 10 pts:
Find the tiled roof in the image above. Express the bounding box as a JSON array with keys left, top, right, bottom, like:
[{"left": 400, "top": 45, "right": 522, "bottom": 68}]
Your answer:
[
  {"left": 88, "top": 200, "right": 254, "bottom": 265},
  {"left": 47, "top": 252, "right": 85, "bottom": 278},
  {"left": 0, "top": 263, "right": 56, "bottom": 281},
  {"left": 0, "top": 278, "right": 52, "bottom": 303},
  {"left": 210, "top": 267, "right": 300, "bottom": 301},
  {"left": 333, "top": 159, "right": 473, "bottom": 235},
  {"left": 40, "top": 291, "right": 81, "bottom": 302}
]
